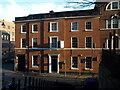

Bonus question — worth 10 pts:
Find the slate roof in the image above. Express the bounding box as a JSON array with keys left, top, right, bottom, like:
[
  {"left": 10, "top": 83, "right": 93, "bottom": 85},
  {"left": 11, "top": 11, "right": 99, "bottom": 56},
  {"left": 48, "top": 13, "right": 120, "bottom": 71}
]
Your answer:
[{"left": 15, "top": 5, "right": 100, "bottom": 21}]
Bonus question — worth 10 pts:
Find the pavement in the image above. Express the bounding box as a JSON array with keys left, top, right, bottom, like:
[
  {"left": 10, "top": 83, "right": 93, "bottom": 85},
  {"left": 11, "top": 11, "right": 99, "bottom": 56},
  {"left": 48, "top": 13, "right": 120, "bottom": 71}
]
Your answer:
[{"left": 2, "top": 62, "right": 98, "bottom": 89}]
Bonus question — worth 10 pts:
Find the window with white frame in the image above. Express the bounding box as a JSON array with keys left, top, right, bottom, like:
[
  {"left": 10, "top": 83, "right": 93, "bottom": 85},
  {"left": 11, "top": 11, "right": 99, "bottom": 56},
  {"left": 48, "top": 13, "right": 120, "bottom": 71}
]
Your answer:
[
  {"left": 85, "top": 57, "right": 93, "bottom": 70},
  {"left": 32, "top": 38, "right": 38, "bottom": 48},
  {"left": 86, "top": 37, "right": 93, "bottom": 48},
  {"left": 105, "top": 36, "right": 120, "bottom": 49},
  {"left": 71, "top": 22, "right": 78, "bottom": 31},
  {"left": 71, "top": 37, "right": 78, "bottom": 48},
  {"left": 85, "top": 22, "right": 92, "bottom": 30},
  {"left": 21, "top": 38, "right": 26, "bottom": 48},
  {"left": 32, "top": 24, "right": 38, "bottom": 33},
  {"left": 71, "top": 56, "right": 78, "bottom": 69},
  {"left": 106, "top": 1, "right": 120, "bottom": 10},
  {"left": 32, "top": 56, "right": 38, "bottom": 67},
  {"left": 50, "top": 22, "right": 58, "bottom": 32},
  {"left": 21, "top": 25, "right": 27, "bottom": 33},
  {"left": 2, "top": 35, "right": 4, "bottom": 40},
  {"left": 106, "top": 15, "right": 120, "bottom": 29},
  {"left": 50, "top": 36, "right": 58, "bottom": 48}
]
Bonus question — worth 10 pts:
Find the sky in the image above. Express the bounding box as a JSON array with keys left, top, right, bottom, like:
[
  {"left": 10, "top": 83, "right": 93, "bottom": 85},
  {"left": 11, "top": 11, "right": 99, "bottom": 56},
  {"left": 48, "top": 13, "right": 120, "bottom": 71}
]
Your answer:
[{"left": 0, "top": 0, "right": 95, "bottom": 22}]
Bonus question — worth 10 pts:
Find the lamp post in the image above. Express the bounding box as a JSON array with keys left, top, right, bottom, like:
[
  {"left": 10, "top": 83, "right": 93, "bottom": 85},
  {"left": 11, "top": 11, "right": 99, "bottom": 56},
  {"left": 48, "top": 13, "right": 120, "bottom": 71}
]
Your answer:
[{"left": 0, "top": 21, "right": 5, "bottom": 90}]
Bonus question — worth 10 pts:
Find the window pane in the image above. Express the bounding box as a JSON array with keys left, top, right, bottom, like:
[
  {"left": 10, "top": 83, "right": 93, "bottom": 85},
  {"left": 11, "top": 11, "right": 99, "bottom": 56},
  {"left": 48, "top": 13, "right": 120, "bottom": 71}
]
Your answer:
[
  {"left": 22, "top": 39, "right": 26, "bottom": 48},
  {"left": 107, "top": 3, "right": 111, "bottom": 9},
  {"left": 72, "top": 57, "right": 78, "bottom": 68},
  {"left": 51, "top": 22, "right": 58, "bottom": 32},
  {"left": 72, "top": 37, "right": 78, "bottom": 48},
  {"left": 33, "top": 56, "right": 38, "bottom": 66},
  {"left": 51, "top": 37, "right": 58, "bottom": 48},
  {"left": 33, "top": 25, "right": 38, "bottom": 32},
  {"left": 22, "top": 25, "right": 27, "bottom": 32},
  {"left": 72, "top": 22, "right": 78, "bottom": 31},
  {"left": 112, "top": 2, "right": 118, "bottom": 9},
  {"left": 86, "top": 37, "right": 92, "bottom": 48},
  {"left": 113, "top": 16, "right": 119, "bottom": 28},
  {"left": 8, "top": 26, "right": 10, "bottom": 29},
  {"left": 86, "top": 22, "right": 92, "bottom": 30},
  {"left": 33, "top": 38, "right": 38, "bottom": 48},
  {"left": 86, "top": 57, "right": 92, "bottom": 69}
]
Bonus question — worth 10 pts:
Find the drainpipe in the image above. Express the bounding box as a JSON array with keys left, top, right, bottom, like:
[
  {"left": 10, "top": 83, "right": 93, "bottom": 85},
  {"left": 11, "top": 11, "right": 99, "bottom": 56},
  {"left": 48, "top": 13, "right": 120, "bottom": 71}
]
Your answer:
[{"left": 26, "top": 23, "right": 29, "bottom": 72}]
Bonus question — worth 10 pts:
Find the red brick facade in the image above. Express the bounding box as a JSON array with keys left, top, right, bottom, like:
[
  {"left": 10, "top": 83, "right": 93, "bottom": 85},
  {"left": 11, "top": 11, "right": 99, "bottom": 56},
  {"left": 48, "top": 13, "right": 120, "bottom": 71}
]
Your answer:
[{"left": 15, "top": 1, "right": 120, "bottom": 74}]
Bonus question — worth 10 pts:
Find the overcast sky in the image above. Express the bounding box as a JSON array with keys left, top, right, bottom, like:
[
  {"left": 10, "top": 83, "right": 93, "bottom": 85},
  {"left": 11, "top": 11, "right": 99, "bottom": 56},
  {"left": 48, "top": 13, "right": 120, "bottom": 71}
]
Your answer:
[{"left": 0, "top": 0, "right": 96, "bottom": 22}]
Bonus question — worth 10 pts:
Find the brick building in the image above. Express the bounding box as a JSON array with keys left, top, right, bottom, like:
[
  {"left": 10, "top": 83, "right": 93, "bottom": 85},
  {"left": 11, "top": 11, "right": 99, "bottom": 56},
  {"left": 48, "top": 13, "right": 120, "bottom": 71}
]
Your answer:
[{"left": 15, "top": 1, "right": 120, "bottom": 74}]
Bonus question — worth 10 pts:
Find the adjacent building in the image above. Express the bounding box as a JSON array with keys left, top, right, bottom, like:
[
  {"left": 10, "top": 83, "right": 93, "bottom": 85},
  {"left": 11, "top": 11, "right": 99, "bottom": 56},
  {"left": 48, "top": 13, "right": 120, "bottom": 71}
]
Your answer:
[
  {"left": 15, "top": 1, "right": 120, "bottom": 74},
  {"left": 0, "top": 20, "right": 15, "bottom": 60}
]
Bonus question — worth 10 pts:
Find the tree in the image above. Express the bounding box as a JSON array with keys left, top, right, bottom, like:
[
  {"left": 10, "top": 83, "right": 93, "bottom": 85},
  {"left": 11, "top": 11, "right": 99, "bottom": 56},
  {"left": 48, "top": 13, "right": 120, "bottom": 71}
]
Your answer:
[{"left": 65, "top": 0, "right": 96, "bottom": 9}]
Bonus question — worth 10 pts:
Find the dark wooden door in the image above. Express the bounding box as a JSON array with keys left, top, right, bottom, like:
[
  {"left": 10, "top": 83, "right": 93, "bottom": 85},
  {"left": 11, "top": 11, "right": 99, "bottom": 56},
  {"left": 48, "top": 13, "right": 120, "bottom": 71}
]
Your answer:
[{"left": 51, "top": 56, "right": 58, "bottom": 73}]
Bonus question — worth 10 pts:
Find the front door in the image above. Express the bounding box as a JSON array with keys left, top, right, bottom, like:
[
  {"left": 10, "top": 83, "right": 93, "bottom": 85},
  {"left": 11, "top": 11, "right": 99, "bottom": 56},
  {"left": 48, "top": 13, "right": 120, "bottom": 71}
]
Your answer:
[
  {"left": 48, "top": 54, "right": 59, "bottom": 73},
  {"left": 51, "top": 56, "right": 58, "bottom": 73}
]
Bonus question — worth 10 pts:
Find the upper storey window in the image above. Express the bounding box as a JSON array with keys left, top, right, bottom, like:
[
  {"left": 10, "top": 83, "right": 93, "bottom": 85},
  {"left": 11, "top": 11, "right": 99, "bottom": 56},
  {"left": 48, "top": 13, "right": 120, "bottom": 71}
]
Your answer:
[
  {"left": 21, "top": 25, "right": 27, "bottom": 33},
  {"left": 71, "top": 22, "right": 78, "bottom": 31},
  {"left": 32, "top": 24, "right": 38, "bottom": 33},
  {"left": 50, "top": 22, "right": 58, "bottom": 32},
  {"left": 106, "top": 15, "right": 120, "bottom": 29},
  {"left": 106, "top": 1, "right": 120, "bottom": 10}
]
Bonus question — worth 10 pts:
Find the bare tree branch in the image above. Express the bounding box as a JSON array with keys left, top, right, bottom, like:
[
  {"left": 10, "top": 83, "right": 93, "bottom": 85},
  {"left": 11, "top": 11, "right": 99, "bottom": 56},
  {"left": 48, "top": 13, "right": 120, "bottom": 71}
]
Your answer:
[{"left": 65, "top": 0, "right": 95, "bottom": 9}]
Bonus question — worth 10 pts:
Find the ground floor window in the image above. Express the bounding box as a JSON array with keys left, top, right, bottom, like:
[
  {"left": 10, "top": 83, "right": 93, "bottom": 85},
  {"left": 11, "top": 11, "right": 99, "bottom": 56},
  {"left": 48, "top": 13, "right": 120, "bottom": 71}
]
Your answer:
[
  {"left": 32, "top": 56, "right": 38, "bottom": 67},
  {"left": 85, "top": 57, "right": 93, "bottom": 70},
  {"left": 71, "top": 56, "right": 78, "bottom": 69}
]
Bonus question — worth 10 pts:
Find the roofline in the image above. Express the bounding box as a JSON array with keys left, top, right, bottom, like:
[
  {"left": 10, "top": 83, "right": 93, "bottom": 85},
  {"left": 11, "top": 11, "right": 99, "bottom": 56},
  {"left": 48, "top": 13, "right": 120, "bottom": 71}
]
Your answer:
[
  {"left": 14, "top": 15, "right": 101, "bottom": 23},
  {"left": 29, "top": 9, "right": 95, "bottom": 16}
]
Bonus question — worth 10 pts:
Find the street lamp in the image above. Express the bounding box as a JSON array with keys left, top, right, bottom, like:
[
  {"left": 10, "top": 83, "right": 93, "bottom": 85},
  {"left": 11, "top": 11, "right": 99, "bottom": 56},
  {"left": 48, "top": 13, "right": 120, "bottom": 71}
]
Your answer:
[{"left": 0, "top": 21, "right": 5, "bottom": 90}]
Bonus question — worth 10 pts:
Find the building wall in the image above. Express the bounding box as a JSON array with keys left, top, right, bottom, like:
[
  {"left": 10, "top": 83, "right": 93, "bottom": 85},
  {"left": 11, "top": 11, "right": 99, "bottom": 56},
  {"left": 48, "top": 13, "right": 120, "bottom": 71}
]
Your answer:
[
  {"left": 15, "top": 1, "right": 120, "bottom": 74},
  {"left": 98, "top": 2, "right": 120, "bottom": 48},
  {"left": 15, "top": 16, "right": 101, "bottom": 74},
  {"left": 0, "top": 20, "right": 15, "bottom": 42}
]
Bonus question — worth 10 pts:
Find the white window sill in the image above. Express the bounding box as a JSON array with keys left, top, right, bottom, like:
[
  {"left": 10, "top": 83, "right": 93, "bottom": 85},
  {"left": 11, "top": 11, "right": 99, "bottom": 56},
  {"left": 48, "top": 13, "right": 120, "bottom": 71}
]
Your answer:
[
  {"left": 71, "top": 30, "right": 79, "bottom": 32},
  {"left": 85, "top": 29, "right": 93, "bottom": 31},
  {"left": 32, "top": 31, "right": 38, "bottom": 33},
  {"left": 85, "top": 68, "right": 93, "bottom": 71},
  {"left": 100, "top": 28, "right": 120, "bottom": 30},
  {"left": 21, "top": 32, "right": 26, "bottom": 33},
  {"left": 71, "top": 68, "right": 79, "bottom": 70},
  {"left": 49, "top": 31, "right": 58, "bottom": 32},
  {"left": 32, "top": 66, "right": 38, "bottom": 68}
]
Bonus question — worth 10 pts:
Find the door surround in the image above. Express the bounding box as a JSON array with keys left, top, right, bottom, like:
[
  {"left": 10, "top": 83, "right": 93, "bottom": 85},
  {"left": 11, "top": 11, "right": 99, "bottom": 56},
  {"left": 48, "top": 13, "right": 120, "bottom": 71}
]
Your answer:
[{"left": 48, "top": 53, "right": 60, "bottom": 73}]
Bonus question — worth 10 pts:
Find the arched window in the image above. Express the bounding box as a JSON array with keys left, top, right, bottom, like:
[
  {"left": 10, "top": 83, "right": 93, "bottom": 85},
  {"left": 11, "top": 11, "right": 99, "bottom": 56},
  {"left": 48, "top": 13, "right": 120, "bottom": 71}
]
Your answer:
[
  {"left": 113, "top": 16, "right": 119, "bottom": 28},
  {"left": 106, "top": 1, "right": 120, "bottom": 10},
  {"left": 106, "top": 15, "right": 119, "bottom": 29}
]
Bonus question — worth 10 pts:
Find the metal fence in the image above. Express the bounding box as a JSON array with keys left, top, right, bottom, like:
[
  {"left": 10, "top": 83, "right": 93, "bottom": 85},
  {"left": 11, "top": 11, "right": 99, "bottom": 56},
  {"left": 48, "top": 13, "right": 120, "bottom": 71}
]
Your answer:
[{"left": 2, "top": 76, "right": 74, "bottom": 90}]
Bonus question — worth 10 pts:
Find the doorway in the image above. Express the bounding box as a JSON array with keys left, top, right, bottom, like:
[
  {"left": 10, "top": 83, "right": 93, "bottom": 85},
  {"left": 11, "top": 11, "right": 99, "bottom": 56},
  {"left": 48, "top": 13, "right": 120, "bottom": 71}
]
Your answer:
[
  {"left": 17, "top": 54, "right": 26, "bottom": 71},
  {"left": 51, "top": 56, "right": 58, "bottom": 73},
  {"left": 48, "top": 54, "right": 60, "bottom": 73}
]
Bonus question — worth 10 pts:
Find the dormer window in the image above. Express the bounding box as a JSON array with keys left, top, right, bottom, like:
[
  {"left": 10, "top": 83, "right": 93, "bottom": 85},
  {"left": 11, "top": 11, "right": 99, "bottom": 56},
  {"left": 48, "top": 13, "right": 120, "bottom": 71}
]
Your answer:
[{"left": 106, "top": 1, "right": 120, "bottom": 10}]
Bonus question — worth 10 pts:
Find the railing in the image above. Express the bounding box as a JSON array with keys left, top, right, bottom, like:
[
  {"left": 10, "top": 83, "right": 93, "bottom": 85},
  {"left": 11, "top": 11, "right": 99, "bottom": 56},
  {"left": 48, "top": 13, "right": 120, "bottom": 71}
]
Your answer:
[{"left": 2, "top": 76, "right": 74, "bottom": 90}]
